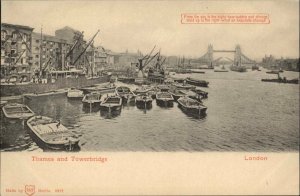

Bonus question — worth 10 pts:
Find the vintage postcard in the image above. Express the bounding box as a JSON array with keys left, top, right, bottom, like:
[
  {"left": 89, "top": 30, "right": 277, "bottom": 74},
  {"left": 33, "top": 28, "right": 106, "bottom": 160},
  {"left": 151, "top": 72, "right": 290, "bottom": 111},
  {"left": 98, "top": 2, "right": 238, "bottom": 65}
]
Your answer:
[{"left": 1, "top": 0, "right": 299, "bottom": 195}]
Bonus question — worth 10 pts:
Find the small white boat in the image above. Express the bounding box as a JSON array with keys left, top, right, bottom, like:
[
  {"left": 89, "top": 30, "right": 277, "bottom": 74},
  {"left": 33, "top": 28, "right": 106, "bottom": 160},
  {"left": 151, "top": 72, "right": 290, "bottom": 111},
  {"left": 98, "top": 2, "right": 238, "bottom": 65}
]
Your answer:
[
  {"left": 67, "top": 88, "right": 84, "bottom": 99},
  {"left": 2, "top": 103, "right": 35, "bottom": 119},
  {"left": 27, "top": 116, "right": 79, "bottom": 151}
]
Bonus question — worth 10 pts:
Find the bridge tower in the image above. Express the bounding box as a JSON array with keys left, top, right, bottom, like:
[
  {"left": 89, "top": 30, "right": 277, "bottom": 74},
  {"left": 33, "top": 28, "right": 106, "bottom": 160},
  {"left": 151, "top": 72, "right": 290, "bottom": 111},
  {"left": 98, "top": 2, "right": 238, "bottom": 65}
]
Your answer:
[
  {"left": 207, "top": 44, "right": 214, "bottom": 66},
  {"left": 234, "top": 45, "right": 242, "bottom": 66}
]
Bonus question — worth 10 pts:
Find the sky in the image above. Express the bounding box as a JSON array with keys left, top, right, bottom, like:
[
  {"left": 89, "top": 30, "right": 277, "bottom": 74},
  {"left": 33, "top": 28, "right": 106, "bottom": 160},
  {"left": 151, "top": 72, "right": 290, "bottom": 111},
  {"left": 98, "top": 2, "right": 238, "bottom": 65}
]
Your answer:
[{"left": 2, "top": 0, "right": 299, "bottom": 60}]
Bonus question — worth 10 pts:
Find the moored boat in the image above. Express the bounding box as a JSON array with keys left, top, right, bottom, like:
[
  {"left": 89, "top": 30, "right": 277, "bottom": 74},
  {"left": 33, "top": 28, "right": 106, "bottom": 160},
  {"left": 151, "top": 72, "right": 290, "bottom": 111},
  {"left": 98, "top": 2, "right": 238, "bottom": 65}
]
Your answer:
[
  {"left": 156, "top": 84, "right": 170, "bottom": 92},
  {"left": 115, "top": 86, "right": 136, "bottom": 104},
  {"left": 80, "top": 83, "right": 116, "bottom": 94},
  {"left": 27, "top": 116, "right": 79, "bottom": 151},
  {"left": 169, "top": 89, "right": 186, "bottom": 101},
  {"left": 2, "top": 103, "right": 35, "bottom": 119},
  {"left": 67, "top": 88, "right": 84, "bottom": 99},
  {"left": 82, "top": 92, "right": 102, "bottom": 107},
  {"left": 133, "top": 85, "right": 152, "bottom": 95},
  {"left": 24, "top": 89, "right": 67, "bottom": 99},
  {"left": 261, "top": 78, "right": 299, "bottom": 84},
  {"left": 177, "top": 96, "right": 207, "bottom": 117},
  {"left": 172, "top": 82, "right": 196, "bottom": 90},
  {"left": 191, "top": 87, "right": 208, "bottom": 99},
  {"left": 156, "top": 92, "right": 174, "bottom": 107},
  {"left": 100, "top": 95, "right": 122, "bottom": 113},
  {"left": 135, "top": 93, "right": 153, "bottom": 109},
  {"left": 1, "top": 72, "right": 110, "bottom": 97},
  {"left": 186, "top": 77, "right": 209, "bottom": 87}
]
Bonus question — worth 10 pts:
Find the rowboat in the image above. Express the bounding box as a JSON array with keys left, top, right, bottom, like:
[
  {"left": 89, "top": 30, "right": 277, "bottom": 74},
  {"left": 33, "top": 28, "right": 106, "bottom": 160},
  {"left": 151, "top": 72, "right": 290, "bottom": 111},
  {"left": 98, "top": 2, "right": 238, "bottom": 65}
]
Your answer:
[
  {"left": 185, "top": 77, "right": 209, "bottom": 87},
  {"left": 177, "top": 96, "right": 207, "bottom": 117},
  {"left": 115, "top": 86, "right": 136, "bottom": 104},
  {"left": 172, "top": 82, "right": 196, "bottom": 90},
  {"left": 156, "top": 84, "right": 170, "bottom": 92},
  {"left": 133, "top": 85, "right": 152, "bottom": 95},
  {"left": 27, "top": 116, "right": 79, "bottom": 151},
  {"left": 82, "top": 92, "right": 102, "bottom": 108},
  {"left": 2, "top": 103, "right": 35, "bottom": 120},
  {"left": 135, "top": 93, "right": 153, "bottom": 109},
  {"left": 156, "top": 92, "right": 174, "bottom": 107},
  {"left": 100, "top": 95, "right": 122, "bottom": 113},
  {"left": 169, "top": 89, "right": 186, "bottom": 101},
  {"left": 67, "top": 88, "right": 84, "bottom": 99}
]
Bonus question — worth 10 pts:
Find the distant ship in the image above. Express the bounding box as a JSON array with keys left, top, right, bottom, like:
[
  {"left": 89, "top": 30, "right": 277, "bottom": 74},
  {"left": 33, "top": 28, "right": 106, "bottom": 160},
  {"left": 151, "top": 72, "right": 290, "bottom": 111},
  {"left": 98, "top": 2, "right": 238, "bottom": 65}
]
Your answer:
[{"left": 230, "top": 64, "right": 247, "bottom": 72}]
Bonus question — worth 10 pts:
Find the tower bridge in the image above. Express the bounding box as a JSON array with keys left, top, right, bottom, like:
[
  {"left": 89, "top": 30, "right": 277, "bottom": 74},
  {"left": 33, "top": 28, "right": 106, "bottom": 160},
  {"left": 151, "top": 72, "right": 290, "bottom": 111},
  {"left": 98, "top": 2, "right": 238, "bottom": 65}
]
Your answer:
[{"left": 191, "top": 44, "right": 256, "bottom": 67}]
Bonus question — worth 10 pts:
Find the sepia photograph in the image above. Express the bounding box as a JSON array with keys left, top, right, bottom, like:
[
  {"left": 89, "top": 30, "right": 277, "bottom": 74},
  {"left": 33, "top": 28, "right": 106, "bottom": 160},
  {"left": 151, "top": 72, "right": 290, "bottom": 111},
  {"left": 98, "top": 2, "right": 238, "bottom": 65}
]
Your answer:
[{"left": 1, "top": 0, "right": 299, "bottom": 195}]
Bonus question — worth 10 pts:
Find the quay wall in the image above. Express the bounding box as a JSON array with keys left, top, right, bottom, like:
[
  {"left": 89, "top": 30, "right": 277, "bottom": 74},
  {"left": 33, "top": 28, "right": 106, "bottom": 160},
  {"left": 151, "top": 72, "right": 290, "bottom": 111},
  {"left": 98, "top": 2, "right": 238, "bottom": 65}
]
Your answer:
[{"left": 0, "top": 75, "right": 110, "bottom": 96}]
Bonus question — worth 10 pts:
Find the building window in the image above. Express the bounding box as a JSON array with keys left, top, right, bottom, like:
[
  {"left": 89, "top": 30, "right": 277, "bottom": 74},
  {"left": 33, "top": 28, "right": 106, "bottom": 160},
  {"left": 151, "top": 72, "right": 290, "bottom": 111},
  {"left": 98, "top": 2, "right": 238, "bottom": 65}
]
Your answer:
[
  {"left": 1, "top": 30, "right": 7, "bottom": 40},
  {"left": 36, "top": 40, "right": 39, "bottom": 43},
  {"left": 12, "top": 32, "right": 18, "bottom": 40},
  {"left": 21, "top": 43, "right": 27, "bottom": 50},
  {"left": 21, "top": 33, "right": 28, "bottom": 42},
  {"left": 35, "top": 55, "right": 39, "bottom": 58}
]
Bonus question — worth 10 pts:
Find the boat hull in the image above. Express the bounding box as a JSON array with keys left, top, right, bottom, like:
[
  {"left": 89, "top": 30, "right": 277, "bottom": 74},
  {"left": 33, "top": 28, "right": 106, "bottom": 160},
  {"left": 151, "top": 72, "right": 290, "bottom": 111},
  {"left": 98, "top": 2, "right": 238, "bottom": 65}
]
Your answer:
[
  {"left": 99, "top": 105, "right": 122, "bottom": 112},
  {"left": 261, "top": 78, "right": 299, "bottom": 84},
  {"left": 26, "top": 116, "right": 80, "bottom": 151},
  {"left": 178, "top": 103, "right": 207, "bottom": 116},
  {"left": 1, "top": 75, "right": 109, "bottom": 97},
  {"left": 177, "top": 98, "right": 207, "bottom": 117},
  {"left": 186, "top": 78, "right": 209, "bottom": 87},
  {"left": 136, "top": 99, "right": 153, "bottom": 109},
  {"left": 156, "top": 99, "right": 174, "bottom": 107}
]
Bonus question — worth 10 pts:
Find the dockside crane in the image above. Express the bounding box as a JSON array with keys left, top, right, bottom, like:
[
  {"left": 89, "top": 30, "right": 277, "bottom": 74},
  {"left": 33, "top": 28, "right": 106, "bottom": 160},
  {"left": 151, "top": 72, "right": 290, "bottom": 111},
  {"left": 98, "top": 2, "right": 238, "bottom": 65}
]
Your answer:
[{"left": 72, "top": 30, "right": 100, "bottom": 66}]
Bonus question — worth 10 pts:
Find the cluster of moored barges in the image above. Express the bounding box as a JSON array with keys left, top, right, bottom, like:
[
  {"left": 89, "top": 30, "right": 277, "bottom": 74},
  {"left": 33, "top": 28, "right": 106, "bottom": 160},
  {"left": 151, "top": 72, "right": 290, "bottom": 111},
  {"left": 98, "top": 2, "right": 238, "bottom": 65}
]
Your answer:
[
  {"left": 1, "top": 77, "right": 209, "bottom": 151},
  {"left": 74, "top": 78, "right": 209, "bottom": 116}
]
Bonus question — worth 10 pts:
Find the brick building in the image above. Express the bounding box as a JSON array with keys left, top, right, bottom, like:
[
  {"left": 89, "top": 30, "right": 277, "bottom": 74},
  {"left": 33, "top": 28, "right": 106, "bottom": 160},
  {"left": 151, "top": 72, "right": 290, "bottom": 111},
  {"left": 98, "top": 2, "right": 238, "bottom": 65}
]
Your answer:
[
  {"left": 31, "top": 32, "right": 72, "bottom": 72},
  {"left": 1, "top": 23, "right": 34, "bottom": 80}
]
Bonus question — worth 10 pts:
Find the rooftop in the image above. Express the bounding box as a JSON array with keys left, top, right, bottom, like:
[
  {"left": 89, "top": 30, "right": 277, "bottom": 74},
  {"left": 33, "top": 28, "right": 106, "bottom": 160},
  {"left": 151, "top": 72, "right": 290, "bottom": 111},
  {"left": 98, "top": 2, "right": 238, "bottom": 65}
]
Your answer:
[
  {"left": 1, "top": 23, "right": 34, "bottom": 31},
  {"left": 32, "top": 32, "right": 73, "bottom": 44}
]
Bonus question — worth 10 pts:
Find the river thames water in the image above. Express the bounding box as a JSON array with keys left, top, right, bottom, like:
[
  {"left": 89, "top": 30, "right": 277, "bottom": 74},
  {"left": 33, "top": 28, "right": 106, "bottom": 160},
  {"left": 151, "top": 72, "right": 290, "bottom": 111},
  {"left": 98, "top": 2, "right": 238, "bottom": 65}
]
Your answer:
[{"left": 1, "top": 68, "right": 299, "bottom": 152}]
